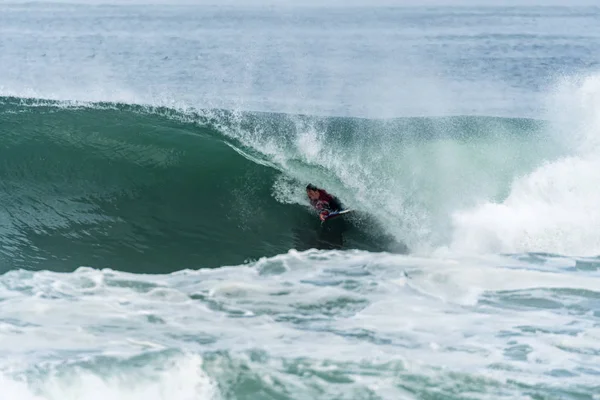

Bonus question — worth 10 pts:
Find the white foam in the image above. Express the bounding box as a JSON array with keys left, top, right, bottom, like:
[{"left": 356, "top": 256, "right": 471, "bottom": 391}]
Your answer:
[
  {"left": 1, "top": 355, "right": 219, "bottom": 400},
  {"left": 1, "top": 249, "right": 599, "bottom": 397},
  {"left": 450, "top": 73, "right": 600, "bottom": 256}
]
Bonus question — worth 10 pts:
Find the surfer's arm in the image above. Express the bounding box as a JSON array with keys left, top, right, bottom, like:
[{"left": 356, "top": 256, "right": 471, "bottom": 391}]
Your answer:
[
  {"left": 319, "top": 210, "right": 330, "bottom": 221},
  {"left": 314, "top": 200, "right": 327, "bottom": 210}
]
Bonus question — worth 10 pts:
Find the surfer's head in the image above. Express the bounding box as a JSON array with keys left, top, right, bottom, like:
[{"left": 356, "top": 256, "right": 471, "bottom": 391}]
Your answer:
[{"left": 306, "top": 184, "right": 320, "bottom": 200}]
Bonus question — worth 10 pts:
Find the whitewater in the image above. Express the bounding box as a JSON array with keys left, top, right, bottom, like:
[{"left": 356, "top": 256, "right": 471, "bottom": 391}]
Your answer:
[{"left": 1, "top": 2, "right": 600, "bottom": 399}]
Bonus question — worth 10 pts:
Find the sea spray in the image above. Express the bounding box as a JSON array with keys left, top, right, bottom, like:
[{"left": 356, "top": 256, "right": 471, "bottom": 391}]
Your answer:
[
  {"left": 203, "top": 110, "right": 559, "bottom": 253},
  {"left": 450, "top": 73, "right": 600, "bottom": 256}
]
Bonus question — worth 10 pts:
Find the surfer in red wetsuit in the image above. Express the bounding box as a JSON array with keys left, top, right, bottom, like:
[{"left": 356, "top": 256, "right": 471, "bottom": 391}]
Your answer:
[{"left": 306, "top": 184, "right": 343, "bottom": 221}]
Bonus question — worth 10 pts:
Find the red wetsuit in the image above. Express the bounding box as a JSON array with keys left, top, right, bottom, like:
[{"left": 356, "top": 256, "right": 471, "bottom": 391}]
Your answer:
[{"left": 310, "top": 190, "right": 342, "bottom": 212}]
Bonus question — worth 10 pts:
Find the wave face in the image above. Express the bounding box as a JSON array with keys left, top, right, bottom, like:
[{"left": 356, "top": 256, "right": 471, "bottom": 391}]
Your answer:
[
  {"left": 0, "top": 97, "right": 400, "bottom": 273},
  {"left": 0, "top": 95, "right": 577, "bottom": 273}
]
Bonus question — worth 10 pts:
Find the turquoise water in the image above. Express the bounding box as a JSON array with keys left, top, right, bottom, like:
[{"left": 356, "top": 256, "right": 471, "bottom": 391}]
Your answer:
[{"left": 1, "top": 3, "right": 600, "bottom": 399}]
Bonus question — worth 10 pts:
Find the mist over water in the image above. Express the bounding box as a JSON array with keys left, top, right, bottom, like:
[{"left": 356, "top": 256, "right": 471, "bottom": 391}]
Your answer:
[{"left": 2, "top": 2, "right": 600, "bottom": 400}]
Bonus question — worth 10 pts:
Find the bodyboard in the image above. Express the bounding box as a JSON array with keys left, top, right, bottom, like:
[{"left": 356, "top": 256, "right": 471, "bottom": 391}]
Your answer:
[{"left": 323, "top": 209, "right": 352, "bottom": 221}]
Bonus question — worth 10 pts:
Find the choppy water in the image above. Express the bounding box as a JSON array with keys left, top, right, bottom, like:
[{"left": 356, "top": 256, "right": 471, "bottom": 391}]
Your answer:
[{"left": 1, "top": 2, "right": 600, "bottom": 399}]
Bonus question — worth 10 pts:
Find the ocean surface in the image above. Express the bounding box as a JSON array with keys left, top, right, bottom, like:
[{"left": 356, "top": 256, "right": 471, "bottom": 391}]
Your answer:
[{"left": 1, "top": 2, "right": 600, "bottom": 399}]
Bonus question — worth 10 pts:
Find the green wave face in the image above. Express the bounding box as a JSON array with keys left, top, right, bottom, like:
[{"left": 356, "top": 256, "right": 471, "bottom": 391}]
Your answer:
[
  {"left": 0, "top": 98, "right": 396, "bottom": 273},
  {"left": 0, "top": 97, "right": 560, "bottom": 273}
]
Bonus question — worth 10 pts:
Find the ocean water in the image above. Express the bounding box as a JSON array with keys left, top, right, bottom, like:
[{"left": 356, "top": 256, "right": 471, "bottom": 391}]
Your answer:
[{"left": 1, "top": 2, "right": 600, "bottom": 399}]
